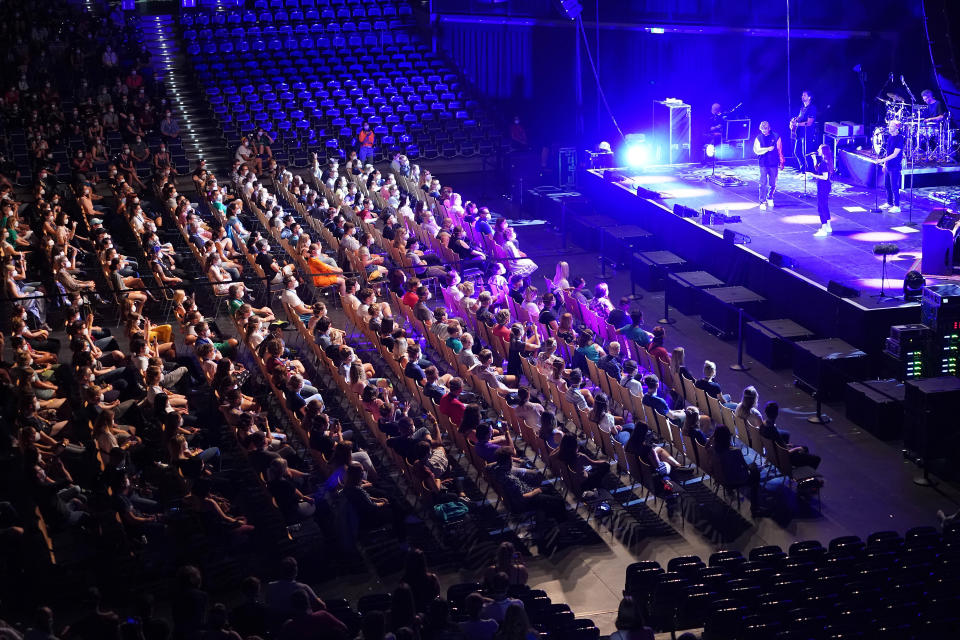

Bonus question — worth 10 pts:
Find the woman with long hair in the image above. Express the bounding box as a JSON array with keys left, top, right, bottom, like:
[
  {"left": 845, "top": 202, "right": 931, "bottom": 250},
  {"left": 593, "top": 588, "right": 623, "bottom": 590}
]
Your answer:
[
  {"left": 483, "top": 541, "right": 528, "bottom": 588},
  {"left": 809, "top": 143, "right": 836, "bottom": 237}
]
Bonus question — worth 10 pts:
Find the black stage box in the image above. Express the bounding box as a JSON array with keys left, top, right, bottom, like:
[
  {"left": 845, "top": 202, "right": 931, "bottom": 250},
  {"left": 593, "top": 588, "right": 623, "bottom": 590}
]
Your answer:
[
  {"left": 568, "top": 214, "right": 619, "bottom": 252},
  {"left": 601, "top": 225, "right": 656, "bottom": 264},
  {"left": 903, "top": 376, "right": 960, "bottom": 458},
  {"left": 745, "top": 318, "right": 815, "bottom": 370},
  {"left": 631, "top": 251, "right": 687, "bottom": 291},
  {"left": 793, "top": 338, "right": 871, "bottom": 402},
  {"left": 845, "top": 379, "right": 905, "bottom": 440},
  {"left": 665, "top": 271, "right": 725, "bottom": 315},
  {"left": 700, "top": 286, "right": 768, "bottom": 340}
]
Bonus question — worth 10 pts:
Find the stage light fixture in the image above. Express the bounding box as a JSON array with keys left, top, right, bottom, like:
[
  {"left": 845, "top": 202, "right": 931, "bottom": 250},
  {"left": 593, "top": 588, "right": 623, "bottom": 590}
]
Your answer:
[
  {"left": 704, "top": 144, "right": 716, "bottom": 159},
  {"left": 904, "top": 270, "right": 925, "bottom": 300},
  {"left": 623, "top": 134, "right": 649, "bottom": 168}
]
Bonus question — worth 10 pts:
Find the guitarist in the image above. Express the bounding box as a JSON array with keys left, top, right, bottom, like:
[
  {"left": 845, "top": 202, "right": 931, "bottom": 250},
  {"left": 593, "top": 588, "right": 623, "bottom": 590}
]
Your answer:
[{"left": 789, "top": 90, "right": 818, "bottom": 168}]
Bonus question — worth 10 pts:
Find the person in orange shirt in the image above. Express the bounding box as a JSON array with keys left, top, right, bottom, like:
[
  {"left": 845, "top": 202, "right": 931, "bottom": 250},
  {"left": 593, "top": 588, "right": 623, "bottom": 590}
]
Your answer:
[
  {"left": 306, "top": 243, "right": 347, "bottom": 296},
  {"left": 357, "top": 122, "right": 376, "bottom": 163}
]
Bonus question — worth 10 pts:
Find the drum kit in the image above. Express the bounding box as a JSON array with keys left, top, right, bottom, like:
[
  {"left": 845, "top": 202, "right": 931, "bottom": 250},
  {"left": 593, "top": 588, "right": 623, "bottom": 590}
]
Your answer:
[{"left": 873, "top": 92, "right": 957, "bottom": 164}]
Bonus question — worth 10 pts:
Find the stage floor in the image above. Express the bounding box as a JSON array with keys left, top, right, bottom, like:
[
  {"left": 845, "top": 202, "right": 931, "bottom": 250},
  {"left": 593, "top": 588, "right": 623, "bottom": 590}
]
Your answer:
[{"left": 602, "top": 162, "right": 951, "bottom": 294}]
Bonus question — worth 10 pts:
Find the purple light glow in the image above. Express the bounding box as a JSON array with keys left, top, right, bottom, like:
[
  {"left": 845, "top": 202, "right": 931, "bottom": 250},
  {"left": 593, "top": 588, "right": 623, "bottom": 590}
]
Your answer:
[
  {"left": 710, "top": 202, "right": 762, "bottom": 211},
  {"left": 855, "top": 277, "right": 905, "bottom": 290},
  {"left": 629, "top": 175, "right": 676, "bottom": 185},
  {"left": 781, "top": 214, "right": 825, "bottom": 225},
  {"left": 849, "top": 231, "right": 909, "bottom": 243}
]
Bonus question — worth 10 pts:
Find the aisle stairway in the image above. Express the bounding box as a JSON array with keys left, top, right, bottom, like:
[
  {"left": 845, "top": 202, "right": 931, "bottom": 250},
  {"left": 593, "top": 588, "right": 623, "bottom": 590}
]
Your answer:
[{"left": 137, "top": 14, "right": 233, "bottom": 174}]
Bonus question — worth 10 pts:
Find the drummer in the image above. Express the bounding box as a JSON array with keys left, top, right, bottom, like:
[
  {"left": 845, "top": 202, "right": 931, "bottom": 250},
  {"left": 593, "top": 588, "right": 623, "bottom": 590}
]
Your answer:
[{"left": 920, "top": 90, "right": 947, "bottom": 124}]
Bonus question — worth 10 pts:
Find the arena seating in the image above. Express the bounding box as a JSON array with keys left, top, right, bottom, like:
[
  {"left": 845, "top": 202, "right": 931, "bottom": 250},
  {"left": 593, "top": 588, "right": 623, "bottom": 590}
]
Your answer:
[{"left": 180, "top": 2, "right": 499, "bottom": 165}]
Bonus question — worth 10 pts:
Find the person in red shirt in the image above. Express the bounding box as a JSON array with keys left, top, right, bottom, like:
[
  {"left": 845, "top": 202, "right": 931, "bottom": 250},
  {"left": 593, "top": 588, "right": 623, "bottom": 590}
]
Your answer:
[
  {"left": 357, "top": 122, "right": 376, "bottom": 163},
  {"left": 279, "top": 590, "right": 348, "bottom": 640},
  {"left": 491, "top": 308, "right": 512, "bottom": 344},
  {"left": 438, "top": 378, "right": 466, "bottom": 426},
  {"left": 400, "top": 278, "right": 420, "bottom": 307},
  {"left": 647, "top": 325, "right": 671, "bottom": 364}
]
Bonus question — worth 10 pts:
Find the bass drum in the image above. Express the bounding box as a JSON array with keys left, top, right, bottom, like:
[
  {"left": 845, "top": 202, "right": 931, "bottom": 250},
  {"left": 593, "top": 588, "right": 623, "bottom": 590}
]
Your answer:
[{"left": 872, "top": 126, "right": 887, "bottom": 156}]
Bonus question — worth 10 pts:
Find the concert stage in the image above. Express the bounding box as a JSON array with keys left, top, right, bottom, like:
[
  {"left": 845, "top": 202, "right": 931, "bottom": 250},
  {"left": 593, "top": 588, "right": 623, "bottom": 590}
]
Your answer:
[{"left": 579, "top": 164, "right": 956, "bottom": 354}]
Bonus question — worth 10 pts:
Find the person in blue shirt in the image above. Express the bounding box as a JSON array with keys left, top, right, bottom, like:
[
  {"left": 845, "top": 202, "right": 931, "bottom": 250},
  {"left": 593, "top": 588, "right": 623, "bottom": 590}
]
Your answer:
[
  {"left": 617, "top": 310, "right": 652, "bottom": 348},
  {"left": 475, "top": 207, "right": 494, "bottom": 238},
  {"left": 642, "top": 374, "right": 684, "bottom": 424}
]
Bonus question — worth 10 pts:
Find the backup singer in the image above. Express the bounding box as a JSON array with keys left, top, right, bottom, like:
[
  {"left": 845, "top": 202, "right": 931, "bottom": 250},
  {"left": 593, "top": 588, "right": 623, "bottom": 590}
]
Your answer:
[
  {"left": 875, "top": 120, "right": 905, "bottom": 213},
  {"left": 789, "top": 90, "right": 818, "bottom": 168},
  {"left": 807, "top": 144, "right": 835, "bottom": 237},
  {"left": 753, "top": 121, "right": 784, "bottom": 210}
]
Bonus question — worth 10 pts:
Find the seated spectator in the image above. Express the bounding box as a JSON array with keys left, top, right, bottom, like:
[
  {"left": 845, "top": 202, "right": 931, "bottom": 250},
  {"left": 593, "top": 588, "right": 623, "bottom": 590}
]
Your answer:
[
  {"left": 400, "top": 548, "right": 442, "bottom": 612},
  {"left": 617, "top": 310, "right": 652, "bottom": 348},
  {"left": 735, "top": 386, "right": 764, "bottom": 427},
  {"left": 711, "top": 425, "right": 765, "bottom": 517},
  {"left": 571, "top": 277, "right": 593, "bottom": 304},
  {"left": 573, "top": 330, "right": 605, "bottom": 372},
  {"left": 551, "top": 433, "right": 611, "bottom": 495},
  {"left": 266, "top": 458, "right": 315, "bottom": 524},
  {"left": 591, "top": 392, "right": 633, "bottom": 444},
  {"left": 339, "top": 462, "right": 407, "bottom": 542},
  {"left": 589, "top": 282, "right": 614, "bottom": 318},
  {"left": 695, "top": 359, "right": 736, "bottom": 408},
  {"left": 279, "top": 590, "right": 348, "bottom": 640},
  {"left": 482, "top": 541, "right": 528, "bottom": 589},
  {"left": 599, "top": 341, "right": 623, "bottom": 380},
  {"left": 507, "top": 323, "right": 540, "bottom": 380},
  {"left": 438, "top": 378, "right": 467, "bottom": 426},
  {"left": 476, "top": 349, "right": 518, "bottom": 393},
  {"left": 646, "top": 326, "right": 670, "bottom": 364},
  {"left": 491, "top": 309, "right": 512, "bottom": 344},
  {"left": 512, "top": 388, "right": 544, "bottom": 427},
  {"left": 682, "top": 406, "right": 710, "bottom": 446},
  {"left": 480, "top": 573, "right": 525, "bottom": 623},
  {"left": 445, "top": 323, "right": 464, "bottom": 354},
  {"left": 458, "top": 333, "right": 481, "bottom": 371},
  {"left": 556, "top": 313, "right": 577, "bottom": 344},
  {"left": 759, "top": 402, "right": 822, "bottom": 471},
  {"left": 624, "top": 422, "right": 690, "bottom": 477},
  {"left": 609, "top": 597, "right": 655, "bottom": 640},
  {"left": 565, "top": 369, "right": 594, "bottom": 410},
  {"left": 607, "top": 297, "right": 632, "bottom": 329},
  {"left": 538, "top": 412, "right": 564, "bottom": 450},
  {"left": 459, "top": 593, "right": 499, "bottom": 640},
  {"left": 642, "top": 374, "right": 683, "bottom": 423}
]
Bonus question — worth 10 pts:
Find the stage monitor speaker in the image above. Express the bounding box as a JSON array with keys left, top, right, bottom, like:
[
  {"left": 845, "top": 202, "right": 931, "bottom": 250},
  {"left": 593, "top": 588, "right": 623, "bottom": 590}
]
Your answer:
[
  {"left": 637, "top": 186, "right": 660, "bottom": 199},
  {"left": 604, "top": 170, "right": 624, "bottom": 183},
  {"left": 722, "top": 229, "right": 751, "bottom": 245},
  {"left": 769, "top": 251, "right": 798, "bottom": 269},
  {"left": 828, "top": 280, "right": 861, "bottom": 299},
  {"left": 673, "top": 204, "right": 698, "bottom": 218}
]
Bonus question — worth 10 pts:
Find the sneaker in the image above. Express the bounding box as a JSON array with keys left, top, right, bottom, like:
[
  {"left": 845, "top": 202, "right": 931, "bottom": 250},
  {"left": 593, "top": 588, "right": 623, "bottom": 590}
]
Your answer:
[
  {"left": 766, "top": 199, "right": 774, "bottom": 208},
  {"left": 879, "top": 203, "right": 891, "bottom": 209},
  {"left": 814, "top": 226, "right": 829, "bottom": 237},
  {"left": 889, "top": 206, "right": 901, "bottom": 213},
  {"left": 758, "top": 202, "right": 767, "bottom": 211}
]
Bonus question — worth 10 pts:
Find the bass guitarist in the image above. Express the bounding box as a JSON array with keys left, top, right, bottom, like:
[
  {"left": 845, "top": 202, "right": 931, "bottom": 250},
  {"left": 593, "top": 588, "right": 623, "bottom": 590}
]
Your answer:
[{"left": 789, "top": 90, "right": 818, "bottom": 169}]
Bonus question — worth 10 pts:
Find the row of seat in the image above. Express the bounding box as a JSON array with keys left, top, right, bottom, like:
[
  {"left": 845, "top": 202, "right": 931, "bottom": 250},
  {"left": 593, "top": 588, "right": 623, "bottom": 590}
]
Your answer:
[
  {"left": 624, "top": 527, "right": 960, "bottom": 636},
  {"left": 185, "top": 16, "right": 408, "bottom": 41},
  {"left": 181, "top": 2, "right": 411, "bottom": 28}
]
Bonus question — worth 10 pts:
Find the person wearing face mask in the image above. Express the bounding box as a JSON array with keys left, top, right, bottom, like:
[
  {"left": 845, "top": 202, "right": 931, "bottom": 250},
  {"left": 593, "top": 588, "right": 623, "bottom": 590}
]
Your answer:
[
  {"left": 357, "top": 121, "right": 376, "bottom": 163},
  {"left": 160, "top": 110, "right": 180, "bottom": 141},
  {"left": 101, "top": 103, "right": 119, "bottom": 131},
  {"left": 131, "top": 135, "right": 150, "bottom": 165}
]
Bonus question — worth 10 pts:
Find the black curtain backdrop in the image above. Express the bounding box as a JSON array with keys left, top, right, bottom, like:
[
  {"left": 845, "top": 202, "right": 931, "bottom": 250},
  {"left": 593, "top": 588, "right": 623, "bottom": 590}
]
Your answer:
[{"left": 438, "top": 1, "right": 932, "bottom": 154}]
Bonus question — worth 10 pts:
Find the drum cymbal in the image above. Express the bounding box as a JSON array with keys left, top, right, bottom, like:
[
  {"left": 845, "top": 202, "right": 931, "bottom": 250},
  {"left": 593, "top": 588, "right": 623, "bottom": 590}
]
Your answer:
[{"left": 887, "top": 92, "right": 905, "bottom": 102}]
